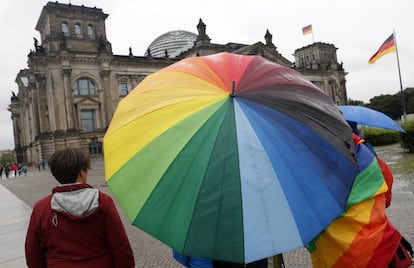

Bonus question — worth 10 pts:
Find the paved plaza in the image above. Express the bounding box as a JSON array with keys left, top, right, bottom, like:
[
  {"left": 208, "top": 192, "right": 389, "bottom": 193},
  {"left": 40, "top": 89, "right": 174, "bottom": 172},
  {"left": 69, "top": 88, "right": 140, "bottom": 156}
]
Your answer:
[{"left": 0, "top": 143, "right": 413, "bottom": 267}]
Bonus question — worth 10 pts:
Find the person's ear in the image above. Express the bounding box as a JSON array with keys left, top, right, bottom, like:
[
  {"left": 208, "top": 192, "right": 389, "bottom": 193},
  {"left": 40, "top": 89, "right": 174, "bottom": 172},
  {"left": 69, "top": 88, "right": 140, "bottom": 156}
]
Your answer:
[{"left": 78, "top": 169, "right": 88, "bottom": 183}]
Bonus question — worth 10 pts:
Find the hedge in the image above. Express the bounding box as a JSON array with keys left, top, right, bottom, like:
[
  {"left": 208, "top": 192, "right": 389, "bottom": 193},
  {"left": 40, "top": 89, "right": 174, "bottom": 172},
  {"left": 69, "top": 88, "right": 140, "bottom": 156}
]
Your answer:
[
  {"left": 400, "top": 121, "right": 414, "bottom": 152},
  {"left": 361, "top": 128, "right": 401, "bottom": 146}
]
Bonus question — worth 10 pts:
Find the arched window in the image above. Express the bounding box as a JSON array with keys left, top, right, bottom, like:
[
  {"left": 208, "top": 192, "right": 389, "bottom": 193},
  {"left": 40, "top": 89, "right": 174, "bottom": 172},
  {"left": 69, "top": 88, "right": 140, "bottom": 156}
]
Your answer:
[
  {"left": 73, "top": 78, "right": 96, "bottom": 96},
  {"left": 87, "top": 24, "right": 94, "bottom": 37},
  {"left": 74, "top": 23, "right": 82, "bottom": 36},
  {"left": 61, "top": 22, "right": 69, "bottom": 35}
]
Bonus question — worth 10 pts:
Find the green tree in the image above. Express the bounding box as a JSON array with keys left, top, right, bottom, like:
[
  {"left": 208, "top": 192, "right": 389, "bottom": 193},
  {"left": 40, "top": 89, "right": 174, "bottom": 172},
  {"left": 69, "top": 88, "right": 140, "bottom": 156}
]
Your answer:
[
  {"left": 0, "top": 155, "right": 16, "bottom": 164},
  {"left": 347, "top": 99, "right": 364, "bottom": 105},
  {"left": 366, "top": 94, "right": 401, "bottom": 119},
  {"left": 363, "top": 87, "right": 413, "bottom": 120},
  {"left": 403, "top": 87, "right": 414, "bottom": 114},
  {"left": 407, "top": 95, "right": 414, "bottom": 114}
]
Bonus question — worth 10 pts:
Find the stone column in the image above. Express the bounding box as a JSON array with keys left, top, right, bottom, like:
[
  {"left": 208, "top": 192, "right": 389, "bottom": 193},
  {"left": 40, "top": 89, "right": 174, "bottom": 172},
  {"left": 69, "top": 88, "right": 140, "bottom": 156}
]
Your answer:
[
  {"left": 27, "top": 90, "right": 35, "bottom": 144},
  {"left": 100, "top": 67, "right": 111, "bottom": 127},
  {"left": 62, "top": 67, "right": 74, "bottom": 130},
  {"left": 9, "top": 100, "right": 21, "bottom": 149},
  {"left": 98, "top": 87, "right": 105, "bottom": 130},
  {"left": 34, "top": 74, "right": 46, "bottom": 133},
  {"left": 51, "top": 71, "right": 66, "bottom": 131},
  {"left": 22, "top": 102, "right": 30, "bottom": 147},
  {"left": 46, "top": 73, "right": 57, "bottom": 132}
]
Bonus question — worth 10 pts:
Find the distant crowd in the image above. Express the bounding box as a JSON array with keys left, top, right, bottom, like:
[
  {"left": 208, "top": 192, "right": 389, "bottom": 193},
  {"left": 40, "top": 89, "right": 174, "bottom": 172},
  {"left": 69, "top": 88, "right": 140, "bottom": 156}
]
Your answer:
[
  {"left": 0, "top": 159, "right": 48, "bottom": 179},
  {"left": 0, "top": 162, "right": 27, "bottom": 178}
]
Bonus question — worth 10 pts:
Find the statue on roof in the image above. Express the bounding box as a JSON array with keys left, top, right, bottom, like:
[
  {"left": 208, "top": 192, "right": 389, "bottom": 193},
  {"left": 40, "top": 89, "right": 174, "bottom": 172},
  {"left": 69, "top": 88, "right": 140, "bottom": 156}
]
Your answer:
[
  {"left": 196, "top": 19, "right": 210, "bottom": 42},
  {"left": 265, "top": 30, "right": 275, "bottom": 48},
  {"left": 11, "top": 91, "right": 18, "bottom": 101},
  {"left": 33, "top": 38, "right": 39, "bottom": 51}
]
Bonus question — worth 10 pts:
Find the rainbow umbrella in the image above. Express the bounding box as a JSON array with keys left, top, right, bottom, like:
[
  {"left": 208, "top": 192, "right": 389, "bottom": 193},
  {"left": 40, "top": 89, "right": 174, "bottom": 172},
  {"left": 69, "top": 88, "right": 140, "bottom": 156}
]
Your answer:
[
  {"left": 307, "top": 135, "right": 402, "bottom": 267},
  {"left": 103, "top": 52, "right": 359, "bottom": 264}
]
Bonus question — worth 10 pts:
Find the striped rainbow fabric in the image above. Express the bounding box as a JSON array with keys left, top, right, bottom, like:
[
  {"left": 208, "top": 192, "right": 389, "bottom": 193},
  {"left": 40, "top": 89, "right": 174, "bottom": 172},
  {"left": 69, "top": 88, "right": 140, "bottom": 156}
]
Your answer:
[{"left": 306, "top": 135, "right": 401, "bottom": 267}]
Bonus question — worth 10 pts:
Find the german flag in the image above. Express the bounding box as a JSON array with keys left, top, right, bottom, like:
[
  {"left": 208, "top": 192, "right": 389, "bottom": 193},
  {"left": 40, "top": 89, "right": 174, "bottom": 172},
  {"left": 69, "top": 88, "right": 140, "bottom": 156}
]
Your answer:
[
  {"left": 368, "top": 34, "right": 396, "bottom": 64},
  {"left": 302, "top": 24, "right": 312, "bottom": 35}
]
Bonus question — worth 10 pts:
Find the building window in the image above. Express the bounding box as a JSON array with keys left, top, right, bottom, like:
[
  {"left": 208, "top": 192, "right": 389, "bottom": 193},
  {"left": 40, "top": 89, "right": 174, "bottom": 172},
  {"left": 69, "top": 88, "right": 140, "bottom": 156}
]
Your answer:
[
  {"left": 61, "top": 22, "right": 69, "bottom": 35},
  {"left": 120, "top": 82, "right": 128, "bottom": 96},
  {"left": 81, "top": 110, "right": 95, "bottom": 132},
  {"left": 89, "top": 142, "right": 102, "bottom": 155},
  {"left": 74, "top": 23, "right": 82, "bottom": 36},
  {"left": 87, "top": 24, "right": 94, "bottom": 37},
  {"left": 73, "top": 78, "right": 96, "bottom": 96}
]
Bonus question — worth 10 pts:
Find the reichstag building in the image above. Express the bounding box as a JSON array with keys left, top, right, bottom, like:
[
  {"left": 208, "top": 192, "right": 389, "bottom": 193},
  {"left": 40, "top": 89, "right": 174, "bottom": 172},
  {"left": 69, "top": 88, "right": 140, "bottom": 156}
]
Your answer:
[{"left": 10, "top": 1, "right": 348, "bottom": 163}]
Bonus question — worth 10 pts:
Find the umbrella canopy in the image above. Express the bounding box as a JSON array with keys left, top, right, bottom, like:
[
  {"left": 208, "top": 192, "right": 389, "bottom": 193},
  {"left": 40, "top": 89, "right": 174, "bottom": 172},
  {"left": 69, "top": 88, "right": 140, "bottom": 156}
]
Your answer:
[
  {"left": 103, "top": 52, "right": 359, "bottom": 264},
  {"left": 338, "top": 105, "right": 405, "bottom": 132},
  {"left": 308, "top": 134, "right": 401, "bottom": 267}
]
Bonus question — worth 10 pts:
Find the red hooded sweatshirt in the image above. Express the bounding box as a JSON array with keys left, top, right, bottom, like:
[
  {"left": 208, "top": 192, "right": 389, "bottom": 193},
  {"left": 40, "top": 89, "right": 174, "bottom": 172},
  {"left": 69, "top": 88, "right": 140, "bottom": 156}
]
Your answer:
[{"left": 25, "top": 183, "right": 135, "bottom": 268}]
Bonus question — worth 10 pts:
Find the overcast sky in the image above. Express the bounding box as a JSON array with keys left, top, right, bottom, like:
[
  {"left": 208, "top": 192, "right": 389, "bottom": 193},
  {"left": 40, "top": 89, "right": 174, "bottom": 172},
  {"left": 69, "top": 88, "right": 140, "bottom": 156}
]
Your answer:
[{"left": 0, "top": 0, "right": 412, "bottom": 150}]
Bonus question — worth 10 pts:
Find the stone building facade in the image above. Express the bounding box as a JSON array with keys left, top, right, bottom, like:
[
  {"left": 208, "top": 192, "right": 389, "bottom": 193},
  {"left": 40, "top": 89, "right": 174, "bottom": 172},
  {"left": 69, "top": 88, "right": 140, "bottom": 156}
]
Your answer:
[
  {"left": 10, "top": 1, "right": 348, "bottom": 164},
  {"left": 293, "top": 42, "right": 348, "bottom": 105}
]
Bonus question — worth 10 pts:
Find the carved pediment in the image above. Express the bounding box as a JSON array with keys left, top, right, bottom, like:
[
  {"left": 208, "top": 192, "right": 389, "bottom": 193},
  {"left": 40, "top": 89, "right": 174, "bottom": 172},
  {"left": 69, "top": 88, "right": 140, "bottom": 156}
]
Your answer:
[
  {"left": 73, "top": 96, "right": 101, "bottom": 106},
  {"left": 235, "top": 42, "right": 266, "bottom": 55},
  {"left": 235, "top": 42, "right": 292, "bottom": 67}
]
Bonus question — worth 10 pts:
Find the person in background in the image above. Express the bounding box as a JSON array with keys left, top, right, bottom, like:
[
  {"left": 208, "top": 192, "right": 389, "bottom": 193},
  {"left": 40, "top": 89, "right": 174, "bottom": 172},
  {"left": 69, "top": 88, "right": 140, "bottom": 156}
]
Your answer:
[
  {"left": 41, "top": 159, "right": 46, "bottom": 170},
  {"left": 21, "top": 163, "right": 28, "bottom": 176},
  {"left": 307, "top": 133, "right": 412, "bottom": 267},
  {"left": 4, "top": 163, "right": 10, "bottom": 178},
  {"left": 173, "top": 250, "right": 213, "bottom": 268},
  {"left": 10, "top": 163, "right": 17, "bottom": 177},
  {"left": 25, "top": 147, "right": 135, "bottom": 268},
  {"left": 172, "top": 249, "right": 271, "bottom": 268},
  {"left": 36, "top": 160, "right": 41, "bottom": 171},
  {"left": 0, "top": 163, "right": 3, "bottom": 179}
]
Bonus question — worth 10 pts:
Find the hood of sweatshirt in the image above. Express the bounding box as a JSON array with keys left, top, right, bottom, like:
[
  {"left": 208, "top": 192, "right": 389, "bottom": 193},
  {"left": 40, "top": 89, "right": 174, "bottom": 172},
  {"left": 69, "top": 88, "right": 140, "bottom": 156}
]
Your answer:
[{"left": 51, "top": 184, "right": 99, "bottom": 217}]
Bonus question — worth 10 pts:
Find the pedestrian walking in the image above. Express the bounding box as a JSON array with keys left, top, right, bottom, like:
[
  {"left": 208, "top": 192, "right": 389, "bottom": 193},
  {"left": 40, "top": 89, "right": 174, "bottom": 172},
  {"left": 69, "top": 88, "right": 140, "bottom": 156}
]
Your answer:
[
  {"left": 19, "top": 163, "right": 27, "bottom": 176},
  {"left": 4, "top": 164, "right": 10, "bottom": 178},
  {"left": 10, "top": 163, "right": 17, "bottom": 178},
  {"left": 0, "top": 163, "right": 3, "bottom": 179},
  {"left": 25, "top": 148, "right": 135, "bottom": 267},
  {"left": 36, "top": 160, "right": 41, "bottom": 172},
  {"left": 41, "top": 159, "right": 46, "bottom": 171}
]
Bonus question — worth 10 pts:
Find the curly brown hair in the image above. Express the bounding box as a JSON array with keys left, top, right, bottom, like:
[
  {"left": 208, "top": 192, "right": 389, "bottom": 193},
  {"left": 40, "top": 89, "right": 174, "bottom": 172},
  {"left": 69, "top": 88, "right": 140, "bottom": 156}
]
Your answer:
[{"left": 49, "top": 148, "right": 91, "bottom": 184}]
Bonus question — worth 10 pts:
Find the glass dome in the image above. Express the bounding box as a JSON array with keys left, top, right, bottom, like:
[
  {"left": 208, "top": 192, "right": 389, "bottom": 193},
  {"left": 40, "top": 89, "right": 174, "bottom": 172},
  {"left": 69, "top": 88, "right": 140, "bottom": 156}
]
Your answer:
[{"left": 145, "top": 30, "right": 197, "bottom": 58}]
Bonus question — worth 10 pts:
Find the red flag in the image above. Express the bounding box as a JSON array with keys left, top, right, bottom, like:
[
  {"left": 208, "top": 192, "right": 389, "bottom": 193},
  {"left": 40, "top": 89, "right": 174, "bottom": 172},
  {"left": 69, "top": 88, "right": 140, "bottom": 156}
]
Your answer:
[{"left": 368, "top": 34, "right": 396, "bottom": 64}]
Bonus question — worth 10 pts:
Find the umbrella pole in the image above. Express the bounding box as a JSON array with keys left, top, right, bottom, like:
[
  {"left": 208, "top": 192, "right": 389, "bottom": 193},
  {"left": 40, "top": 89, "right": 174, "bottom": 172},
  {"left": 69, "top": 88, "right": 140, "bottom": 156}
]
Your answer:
[
  {"left": 231, "top": 80, "right": 236, "bottom": 97},
  {"left": 272, "top": 254, "right": 285, "bottom": 268}
]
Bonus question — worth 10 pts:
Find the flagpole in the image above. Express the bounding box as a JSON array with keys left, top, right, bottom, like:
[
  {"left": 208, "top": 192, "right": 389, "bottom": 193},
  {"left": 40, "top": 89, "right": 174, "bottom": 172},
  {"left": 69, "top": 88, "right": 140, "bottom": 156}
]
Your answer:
[{"left": 393, "top": 29, "right": 407, "bottom": 123}]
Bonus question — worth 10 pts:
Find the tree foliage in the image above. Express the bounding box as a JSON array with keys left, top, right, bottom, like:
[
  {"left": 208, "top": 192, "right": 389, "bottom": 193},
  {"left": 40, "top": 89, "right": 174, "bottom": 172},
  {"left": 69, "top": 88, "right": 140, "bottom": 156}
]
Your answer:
[
  {"left": 348, "top": 87, "right": 414, "bottom": 120},
  {"left": 347, "top": 99, "right": 364, "bottom": 106},
  {"left": 366, "top": 94, "right": 401, "bottom": 119},
  {"left": 0, "top": 155, "right": 16, "bottom": 164}
]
